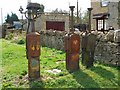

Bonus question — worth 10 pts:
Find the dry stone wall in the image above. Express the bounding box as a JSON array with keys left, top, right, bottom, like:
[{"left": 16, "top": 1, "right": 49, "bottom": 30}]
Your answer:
[
  {"left": 94, "top": 31, "right": 119, "bottom": 66},
  {"left": 40, "top": 30, "right": 66, "bottom": 50},
  {"left": 39, "top": 30, "right": 120, "bottom": 66}
]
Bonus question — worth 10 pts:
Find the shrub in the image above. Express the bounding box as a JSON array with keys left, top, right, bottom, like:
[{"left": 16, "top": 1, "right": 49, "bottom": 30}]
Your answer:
[{"left": 17, "top": 39, "right": 25, "bottom": 44}]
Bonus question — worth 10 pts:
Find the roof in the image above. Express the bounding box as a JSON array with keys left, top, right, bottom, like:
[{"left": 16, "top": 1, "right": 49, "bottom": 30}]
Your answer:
[{"left": 93, "top": 13, "right": 110, "bottom": 19}]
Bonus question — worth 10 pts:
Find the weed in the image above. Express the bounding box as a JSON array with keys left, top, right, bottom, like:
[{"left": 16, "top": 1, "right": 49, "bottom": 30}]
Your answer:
[
  {"left": 5, "top": 33, "right": 14, "bottom": 40},
  {"left": 19, "top": 75, "right": 23, "bottom": 79},
  {"left": 21, "top": 70, "right": 27, "bottom": 76},
  {"left": 2, "top": 83, "right": 12, "bottom": 87}
]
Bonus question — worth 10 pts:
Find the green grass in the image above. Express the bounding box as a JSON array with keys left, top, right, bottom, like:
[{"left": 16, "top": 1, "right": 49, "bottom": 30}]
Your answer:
[{"left": 1, "top": 39, "right": 119, "bottom": 89}]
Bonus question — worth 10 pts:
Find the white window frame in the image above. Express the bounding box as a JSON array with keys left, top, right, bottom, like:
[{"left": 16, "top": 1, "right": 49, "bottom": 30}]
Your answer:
[{"left": 101, "top": 0, "right": 109, "bottom": 7}]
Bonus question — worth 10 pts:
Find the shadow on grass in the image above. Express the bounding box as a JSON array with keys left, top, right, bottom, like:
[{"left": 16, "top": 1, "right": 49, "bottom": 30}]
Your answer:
[
  {"left": 71, "top": 70, "right": 100, "bottom": 88},
  {"left": 29, "top": 79, "right": 45, "bottom": 89},
  {"left": 90, "top": 66, "right": 115, "bottom": 80}
]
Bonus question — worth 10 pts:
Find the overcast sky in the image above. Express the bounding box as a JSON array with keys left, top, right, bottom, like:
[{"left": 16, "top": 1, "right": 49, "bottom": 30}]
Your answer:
[{"left": 0, "top": 0, "right": 91, "bottom": 24}]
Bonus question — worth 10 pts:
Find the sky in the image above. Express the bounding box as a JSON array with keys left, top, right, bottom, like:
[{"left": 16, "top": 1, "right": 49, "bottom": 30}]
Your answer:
[{"left": 0, "top": 0, "right": 91, "bottom": 25}]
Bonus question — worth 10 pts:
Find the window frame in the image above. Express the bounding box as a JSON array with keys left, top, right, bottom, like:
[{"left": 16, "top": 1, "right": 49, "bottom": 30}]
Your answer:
[{"left": 101, "top": 0, "right": 109, "bottom": 7}]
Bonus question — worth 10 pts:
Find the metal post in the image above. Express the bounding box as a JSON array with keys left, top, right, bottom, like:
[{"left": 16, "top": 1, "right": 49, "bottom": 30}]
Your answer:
[
  {"left": 19, "top": 3, "right": 41, "bottom": 80},
  {"left": 65, "top": 5, "right": 80, "bottom": 72},
  {"left": 87, "top": 8, "right": 93, "bottom": 32},
  {"left": 69, "top": 6, "right": 75, "bottom": 32},
  {"left": 77, "top": 0, "right": 79, "bottom": 23}
]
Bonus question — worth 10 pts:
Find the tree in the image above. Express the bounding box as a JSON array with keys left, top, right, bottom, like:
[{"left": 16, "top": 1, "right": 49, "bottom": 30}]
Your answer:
[
  {"left": 51, "top": 8, "right": 68, "bottom": 14},
  {"left": 5, "top": 14, "right": 12, "bottom": 24},
  {"left": 74, "top": 8, "right": 83, "bottom": 24},
  {"left": 11, "top": 13, "right": 19, "bottom": 22},
  {"left": 74, "top": 9, "right": 89, "bottom": 24},
  {"left": 82, "top": 10, "right": 89, "bottom": 24},
  {"left": 5, "top": 13, "right": 19, "bottom": 25}
]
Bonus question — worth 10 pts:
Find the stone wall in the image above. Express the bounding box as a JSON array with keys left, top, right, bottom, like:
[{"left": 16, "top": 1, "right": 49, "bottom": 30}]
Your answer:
[
  {"left": 94, "top": 30, "right": 120, "bottom": 66},
  {"left": 40, "top": 30, "right": 66, "bottom": 50},
  {"left": 39, "top": 30, "right": 119, "bottom": 66}
]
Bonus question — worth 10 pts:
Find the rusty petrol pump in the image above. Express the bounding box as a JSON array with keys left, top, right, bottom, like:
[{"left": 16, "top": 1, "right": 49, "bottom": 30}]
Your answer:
[
  {"left": 81, "top": 8, "right": 97, "bottom": 68},
  {"left": 65, "top": 6, "right": 80, "bottom": 72},
  {"left": 19, "top": 3, "right": 41, "bottom": 80}
]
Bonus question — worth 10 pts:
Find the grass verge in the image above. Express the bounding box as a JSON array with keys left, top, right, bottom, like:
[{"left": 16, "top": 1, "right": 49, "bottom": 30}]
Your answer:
[{"left": 1, "top": 39, "right": 119, "bottom": 89}]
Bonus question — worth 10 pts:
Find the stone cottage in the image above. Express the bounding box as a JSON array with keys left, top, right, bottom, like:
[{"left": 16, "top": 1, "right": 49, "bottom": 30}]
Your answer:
[
  {"left": 23, "top": 12, "right": 69, "bottom": 32},
  {"left": 91, "top": 0, "right": 120, "bottom": 31}
]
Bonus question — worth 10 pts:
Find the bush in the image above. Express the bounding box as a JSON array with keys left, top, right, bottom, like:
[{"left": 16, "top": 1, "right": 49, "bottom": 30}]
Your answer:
[{"left": 17, "top": 39, "right": 25, "bottom": 44}]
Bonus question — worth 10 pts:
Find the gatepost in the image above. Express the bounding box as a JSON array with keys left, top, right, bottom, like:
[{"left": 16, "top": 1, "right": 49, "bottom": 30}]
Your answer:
[{"left": 65, "top": 6, "right": 80, "bottom": 72}]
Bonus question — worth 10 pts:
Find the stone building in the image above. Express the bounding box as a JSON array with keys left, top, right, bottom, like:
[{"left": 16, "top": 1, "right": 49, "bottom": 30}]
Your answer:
[
  {"left": 24, "top": 12, "right": 69, "bottom": 32},
  {"left": 91, "top": 0, "right": 120, "bottom": 30}
]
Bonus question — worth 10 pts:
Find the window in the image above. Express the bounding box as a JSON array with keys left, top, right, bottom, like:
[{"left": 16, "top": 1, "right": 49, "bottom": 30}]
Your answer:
[
  {"left": 97, "top": 19, "right": 107, "bottom": 30},
  {"left": 98, "top": 20, "right": 103, "bottom": 30},
  {"left": 101, "top": 0, "right": 109, "bottom": 7}
]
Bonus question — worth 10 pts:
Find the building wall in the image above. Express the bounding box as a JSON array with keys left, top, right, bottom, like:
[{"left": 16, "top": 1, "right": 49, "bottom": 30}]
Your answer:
[
  {"left": 91, "top": 0, "right": 108, "bottom": 30},
  {"left": 91, "top": 0, "right": 120, "bottom": 30},
  {"left": 34, "top": 13, "right": 69, "bottom": 32},
  {"left": 45, "top": 13, "right": 69, "bottom": 31},
  {"left": 118, "top": 1, "right": 120, "bottom": 28},
  {"left": 23, "top": 13, "right": 69, "bottom": 32},
  {"left": 107, "top": 2, "right": 119, "bottom": 30},
  {"left": 36, "top": 14, "right": 46, "bottom": 31}
]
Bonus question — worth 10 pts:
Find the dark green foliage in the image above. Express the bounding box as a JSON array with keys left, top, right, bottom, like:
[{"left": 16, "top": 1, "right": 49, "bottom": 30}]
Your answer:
[
  {"left": 19, "top": 75, "right": 23, "bottom": 79},
  {"left": 5, "top": 13, "right": 19, "bottom": 24},
  {"left": 21, "top": 70, "right": 27, "bottom": 76},
  {"left": 17, "top": 39, "right": 25, "bottom": 44}
]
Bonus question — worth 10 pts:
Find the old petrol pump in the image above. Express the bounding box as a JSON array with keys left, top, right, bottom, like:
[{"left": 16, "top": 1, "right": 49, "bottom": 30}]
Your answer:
[
  {"left": 81, "top": 8, "right": 97, "bottom": 68},
  {"left": 65, "top": 6, "right": 80, "bottom": 72},
  {"left": 19, "top": 3, "right": 41, "bottom": 80}
]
